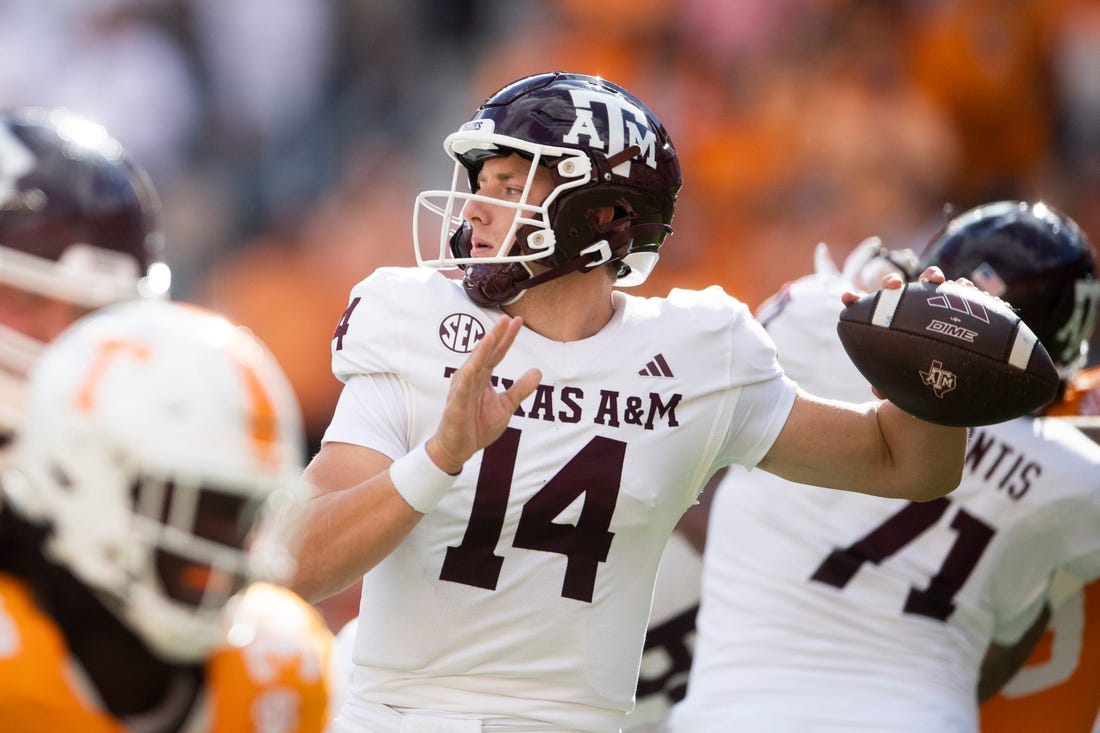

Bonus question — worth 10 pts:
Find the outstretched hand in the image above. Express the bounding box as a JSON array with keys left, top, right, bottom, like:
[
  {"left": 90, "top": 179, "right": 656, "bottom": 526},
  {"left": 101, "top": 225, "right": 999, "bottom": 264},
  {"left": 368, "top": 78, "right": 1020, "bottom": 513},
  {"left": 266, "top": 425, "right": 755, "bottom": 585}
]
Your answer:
[
  {"left": 841, "top": 263, "right": 979, "bottom": 307},
  {"left": 425, "top": 315, "right": 542, "bottom": 474},
  {"left": 840, "top": 265, "right": 967, "bottom": 307}
]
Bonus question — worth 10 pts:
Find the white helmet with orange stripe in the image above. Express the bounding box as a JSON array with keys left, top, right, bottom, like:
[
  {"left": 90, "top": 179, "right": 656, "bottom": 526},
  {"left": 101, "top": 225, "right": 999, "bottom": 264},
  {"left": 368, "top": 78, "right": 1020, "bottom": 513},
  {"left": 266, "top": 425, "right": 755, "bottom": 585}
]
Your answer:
[{"left": 1, "top": 299, "right": 305, "bottom": 662}]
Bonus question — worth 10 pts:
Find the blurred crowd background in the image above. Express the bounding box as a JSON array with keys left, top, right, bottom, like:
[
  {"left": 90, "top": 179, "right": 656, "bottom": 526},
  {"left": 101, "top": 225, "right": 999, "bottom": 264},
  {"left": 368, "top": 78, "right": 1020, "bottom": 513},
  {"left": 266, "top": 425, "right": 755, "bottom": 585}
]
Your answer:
[{"left": 6, "top": 0, "right": 1100, "bottom": 624}]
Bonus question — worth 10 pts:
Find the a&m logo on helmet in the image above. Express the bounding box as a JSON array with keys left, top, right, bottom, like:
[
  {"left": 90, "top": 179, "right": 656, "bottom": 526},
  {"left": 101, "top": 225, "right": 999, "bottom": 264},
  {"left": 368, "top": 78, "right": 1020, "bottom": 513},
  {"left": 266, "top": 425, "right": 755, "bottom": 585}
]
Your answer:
[{"left": 563, "top": 89, "right": 658, "bottom": 175}]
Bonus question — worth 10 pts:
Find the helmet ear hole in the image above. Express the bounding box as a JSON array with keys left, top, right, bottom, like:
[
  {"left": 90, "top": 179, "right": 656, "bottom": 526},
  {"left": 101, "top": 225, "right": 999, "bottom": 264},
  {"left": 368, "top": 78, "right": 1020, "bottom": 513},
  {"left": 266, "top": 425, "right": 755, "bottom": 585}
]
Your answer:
[{"left": 548, "top": 187, "right": 644, "bottom": 264}]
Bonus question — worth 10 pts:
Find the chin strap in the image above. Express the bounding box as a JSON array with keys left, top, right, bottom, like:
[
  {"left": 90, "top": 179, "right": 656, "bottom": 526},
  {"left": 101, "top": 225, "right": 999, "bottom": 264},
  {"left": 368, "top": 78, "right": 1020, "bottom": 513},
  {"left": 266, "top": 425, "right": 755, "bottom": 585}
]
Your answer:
[
  {"left": 465, "top": 221, "right": 670, "bottom": 308},
  {"left": 512, "top": 221, "right": 670, "bottom": 293}
]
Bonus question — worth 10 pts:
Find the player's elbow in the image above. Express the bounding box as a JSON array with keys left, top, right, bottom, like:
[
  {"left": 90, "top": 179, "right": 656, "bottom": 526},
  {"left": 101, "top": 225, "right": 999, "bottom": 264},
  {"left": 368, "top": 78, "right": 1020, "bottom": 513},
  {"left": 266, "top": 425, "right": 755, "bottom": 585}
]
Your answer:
[
  {"left": 912, "top": 471, "right": 962, "bottom": 502},
  {"left": 902, "top": 443, "right": 966, "bottom": 502}
]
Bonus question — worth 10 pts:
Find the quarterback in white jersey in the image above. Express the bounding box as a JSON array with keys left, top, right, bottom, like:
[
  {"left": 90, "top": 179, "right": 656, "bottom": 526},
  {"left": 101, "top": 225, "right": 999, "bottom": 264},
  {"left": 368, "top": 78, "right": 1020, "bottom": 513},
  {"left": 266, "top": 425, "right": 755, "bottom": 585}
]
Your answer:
[
  {"left": 324, "top": 267, "right": 791, "bottom": 730},
  {"left": 290, "top": 72, "right": 969, "bottom": 732},
  {"left": 671, "top": 204, "right": 1100, "bottom": 732}
]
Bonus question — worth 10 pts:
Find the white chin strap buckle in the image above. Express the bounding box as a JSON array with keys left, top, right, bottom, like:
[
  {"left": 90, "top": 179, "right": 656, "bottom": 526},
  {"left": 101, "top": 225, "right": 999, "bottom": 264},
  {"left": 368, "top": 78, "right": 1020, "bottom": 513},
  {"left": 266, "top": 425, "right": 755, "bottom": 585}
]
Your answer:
[{"left": 580, "top": 240, "right": 612, "bottom": 270}]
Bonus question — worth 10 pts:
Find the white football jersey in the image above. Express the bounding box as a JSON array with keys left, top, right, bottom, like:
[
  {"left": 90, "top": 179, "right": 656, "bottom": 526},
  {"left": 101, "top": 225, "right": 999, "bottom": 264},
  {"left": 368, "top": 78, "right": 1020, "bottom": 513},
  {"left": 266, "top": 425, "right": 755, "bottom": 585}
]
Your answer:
[
  {"left": 323, "top": 268, "right": 796, "bottom": 732},
  {"left": 624, "top": 530, "right": 703, "bottom": 732},
  {"left": 670, "top": 268, "right": 1100, "bottom": 732}
]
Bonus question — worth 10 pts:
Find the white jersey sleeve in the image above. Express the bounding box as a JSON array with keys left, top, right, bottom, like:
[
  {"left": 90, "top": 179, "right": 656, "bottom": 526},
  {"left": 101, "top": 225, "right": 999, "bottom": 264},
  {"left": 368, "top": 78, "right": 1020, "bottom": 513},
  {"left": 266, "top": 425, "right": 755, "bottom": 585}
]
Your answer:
[
  {"left": 625, "top": 529, "right": 704, "bottom": 732},
  {"left": 324, "top": 268, "right": 796, "bottom": 732},
  {"left": 322, "top": 373, "right": 409, "bottom": 460}
]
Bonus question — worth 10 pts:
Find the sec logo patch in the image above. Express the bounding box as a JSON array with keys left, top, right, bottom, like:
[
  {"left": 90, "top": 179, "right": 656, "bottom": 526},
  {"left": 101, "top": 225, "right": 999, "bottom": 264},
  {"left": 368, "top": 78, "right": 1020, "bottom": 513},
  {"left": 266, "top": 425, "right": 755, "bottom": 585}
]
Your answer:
[{"left": 439, "top": 313, "right": 485, "bottom": 353}]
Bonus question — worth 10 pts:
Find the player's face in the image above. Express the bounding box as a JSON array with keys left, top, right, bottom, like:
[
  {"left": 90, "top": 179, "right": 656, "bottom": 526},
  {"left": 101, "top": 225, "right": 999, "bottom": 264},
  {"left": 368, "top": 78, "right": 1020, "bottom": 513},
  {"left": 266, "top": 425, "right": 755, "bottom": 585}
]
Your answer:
[
  {"left": 0, "top": 282, "right": 90, "bottom": 343},
  {"left": 462, "top": 154, "right": 554, "bottom": 258}
]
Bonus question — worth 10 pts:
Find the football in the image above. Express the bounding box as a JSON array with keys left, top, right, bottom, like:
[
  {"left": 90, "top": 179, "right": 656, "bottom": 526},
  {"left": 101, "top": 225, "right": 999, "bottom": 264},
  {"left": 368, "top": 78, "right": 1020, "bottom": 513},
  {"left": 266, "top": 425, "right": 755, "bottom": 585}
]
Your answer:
[{"left": 837, "top": 280, "right": 1059, "bottom": 427}]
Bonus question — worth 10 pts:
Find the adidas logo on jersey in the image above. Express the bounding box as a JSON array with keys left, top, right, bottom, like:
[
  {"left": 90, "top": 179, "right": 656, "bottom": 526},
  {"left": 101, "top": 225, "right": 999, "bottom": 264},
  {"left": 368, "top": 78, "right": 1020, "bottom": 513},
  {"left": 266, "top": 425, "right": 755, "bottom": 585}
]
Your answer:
[{"left": 639, "top": 354, "right": 674, "bottom": 378}]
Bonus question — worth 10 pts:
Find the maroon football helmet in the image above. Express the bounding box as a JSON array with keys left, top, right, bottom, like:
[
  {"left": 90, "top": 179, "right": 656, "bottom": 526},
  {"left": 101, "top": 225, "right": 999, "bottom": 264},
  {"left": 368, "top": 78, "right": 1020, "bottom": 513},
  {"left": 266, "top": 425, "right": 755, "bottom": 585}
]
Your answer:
[
  {"left": 0, "top": 107, "right": 169, "bottom": 432},
  {"left": 414, "top": 72, "right": 682, "bottom": 306},
  {"left": 919, "top": 201, "right": 1099, "bottom": 378}
]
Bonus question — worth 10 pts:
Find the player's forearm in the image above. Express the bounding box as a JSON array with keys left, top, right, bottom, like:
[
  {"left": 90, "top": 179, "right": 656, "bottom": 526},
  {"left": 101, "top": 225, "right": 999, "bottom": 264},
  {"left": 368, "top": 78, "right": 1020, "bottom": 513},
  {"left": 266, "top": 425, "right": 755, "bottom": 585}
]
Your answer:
[
  {"left": 759, "top": 392, "right": 965, "bottom": 501},
  {"left": 288, "top": 477, "right": 423, "bottom": 603}
]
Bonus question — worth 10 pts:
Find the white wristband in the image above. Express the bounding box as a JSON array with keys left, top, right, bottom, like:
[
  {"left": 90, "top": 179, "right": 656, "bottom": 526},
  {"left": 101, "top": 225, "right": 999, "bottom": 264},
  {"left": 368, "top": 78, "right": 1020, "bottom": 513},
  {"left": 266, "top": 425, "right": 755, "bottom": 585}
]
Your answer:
[{"left": 389, "top": 442, "right": 458, "bottom": 514}]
